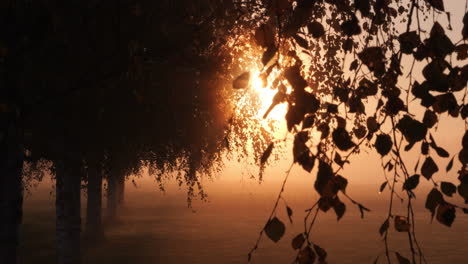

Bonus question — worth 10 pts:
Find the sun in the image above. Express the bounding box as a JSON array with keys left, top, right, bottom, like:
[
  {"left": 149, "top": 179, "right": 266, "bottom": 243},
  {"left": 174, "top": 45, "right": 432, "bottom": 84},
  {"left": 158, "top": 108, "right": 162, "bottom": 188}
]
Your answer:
[{"left": 250, "top": 70, "right": 288, "bottom": 122}]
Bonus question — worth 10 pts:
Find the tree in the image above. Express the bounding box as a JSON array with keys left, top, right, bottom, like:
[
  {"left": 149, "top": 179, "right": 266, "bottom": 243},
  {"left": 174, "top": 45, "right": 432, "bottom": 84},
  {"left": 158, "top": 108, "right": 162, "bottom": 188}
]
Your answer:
[
  {"left": 228, "top": 0, "right": 468, "bottom": 263},
  {"left": 1, "top": 0, "right": 265, "bottom": 263}
]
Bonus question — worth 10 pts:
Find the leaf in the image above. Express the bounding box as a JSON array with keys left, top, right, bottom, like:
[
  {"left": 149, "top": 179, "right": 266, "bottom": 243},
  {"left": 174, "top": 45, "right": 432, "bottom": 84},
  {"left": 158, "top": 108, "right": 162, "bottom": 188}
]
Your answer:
[
  {"left": 397, "top": 115, "right": 427, "bottom": 144},
  {"left": 427, "top": 22, "right": 454, "bottom": 58},
  {"left": 315, "top": 161, "right": 333, "bottom": 197},
  {"left": 446, "top": 156, "right": 454, "bottom": 171},
  {"left": 286, "top": 206, "right": 293, "bottom": 223},
  {"left": 353, "top": 125, "right": 367, "bottom": 139},
  {"left": 293, "top": 34, "right": 309, "bottom": 49},
  {"left": 260, "top": 143, "right": 274, "bottom": 165},
  {"left": 395, "top": 252, "right": 411, "bottom": 264},
  {"left": 421, "top": 156, "right": 438, "bottom": 180},
  {"left": 307, "top": 21, "right": 325, "bottom": 38},
  {"left": 423, "top": 110, "right": 438, "bottom": 128},
  {"left": 375, "top": 134, "right": 392, "bottom": 156},
  {"left": 379, "top": 218, "right": 389, "bottom": 236},
  {"left": 318, "top": 197, "right": 333, "bottom": 212},
  {"left": 366, "top": 116, "right": 379, "bottom": 133},
  {"left": 334, "top": 175, "right": 348, "bottom": 193},
  {"left": 398, "top": 31, "right": 420, "bottom": 54},
  {"left": 421, "top": 142, "right": 429, "bottom": 155},
  {"left": 459, "top": 148, "right": 468, "bottom": 164},
  {"left": 298, "top": 246, "right": 316, "bottom": 264},
  {"left": 435, "top": 146, "right": 449, "bottom": 158},
  {"left": 264, "top": 217, "right": 285, "bottom": 243},
  {"left": 403, "top": 175, "right": 420, "bottom": 191},
  {"left": 433, "top": 93, "right": 458, "bottom": 114},
  {"left": 436, "top": 203, "right": 456, "bottom": 227},
  {"left": 333, "top": 198, "right": 346, "bottom": 221},
  {"left": 358, "top": 47, "right": 385, "bottom": 74},
  {"left": 334, "top": 152, "right": 348, "bottom": 167},
  {"left": 292, "top": 233, "right": 305, "bottom": 250},
  {"left": 317, "top": 123, "right": 329, "bottom": 139},
  {"left": 458, "top": 181, "right": 468, "bottom": 203},
  {"left": 379, "top": 181, "right": 388, "bottom": 193},
  {"left": 441, "top": 182, "right": 457, "bottom": 197},
  {"left": 341, "top": 16, "right": 362, "bottom": 36},
  {"left": 233, "top": 72, "right": 250, "bottom": 89},
  {"left": 426, "top": 0, "right": 445, "bottom": 12},
  {"left": 394, "top": 216, "right": 411, "bottom": 232},
  {"left": 355, "top": 0, "right": 371, "bottom": 16},
  {"left": 332, "top": 127, "right": 355, "bottom": 151},
  {"left": 313, "top": 244, "right": 327, "bottom": 262},
  {"left": 425, "top": 188, "right": 443, "bottom": 219}
]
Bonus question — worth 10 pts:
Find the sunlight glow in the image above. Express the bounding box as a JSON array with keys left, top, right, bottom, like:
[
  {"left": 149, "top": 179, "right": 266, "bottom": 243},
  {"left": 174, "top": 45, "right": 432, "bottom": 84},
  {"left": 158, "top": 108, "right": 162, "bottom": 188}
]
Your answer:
[{"left": 250, "top": 70, "right": 288, "bottom": 122}]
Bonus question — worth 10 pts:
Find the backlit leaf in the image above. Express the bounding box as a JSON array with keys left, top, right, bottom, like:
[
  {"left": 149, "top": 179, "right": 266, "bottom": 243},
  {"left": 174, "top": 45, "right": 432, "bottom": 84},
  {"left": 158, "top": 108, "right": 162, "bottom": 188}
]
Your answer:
[
  {"left": 403, "top": 175, "right": 420, "bottom": 191},
  {"left": 287, "top": 206, "right": 293, "bottom": 223},
  {"left": 313, "top": 244, "right": 327, "bottom": 262},
  {"left": 292, "top": 233, "right": 305, "bottom": 250},
  {"left": 425, "top": 188, "right": 443, "bottom": 219},
  {"left": 421, "top": 156, "right": 438, "bottom": 180},
  {"left": 298, "top": 246, "right": 316, "bottom": 264},
  {"left": 446, "top": 156, "right": 454, "bottom": 172},
  {"left": 307, "top": 21, "right": 325, "bottom": 38},
  {"left": 379, "top": 218, "right": 389, "bottom": 236},
  {"left": 333, "top": 198, "right": 346, "bottom": 221},
  {"left": 264, "top": 217, "right": 285, "bottom": 243},
  {"left": 436, "top": 203, "right": 456, "bottom": 227},
  {"left": 379, "top": 181, "right": 388, "bottom": 193},
  {"left": 441, "top": 182, "right": 456, "bottom": 197},
  {"left": 332, "top": 127, "right": 355, "bottom": 151},
  {"left": 435, "top": 146, "right": 449, "bottom": 158},
  {"left": 375, "top": 134, "right": 392, "bottom": 156},
  {"left": 423, "top": 110, "right": 438, "bottom": 128}
]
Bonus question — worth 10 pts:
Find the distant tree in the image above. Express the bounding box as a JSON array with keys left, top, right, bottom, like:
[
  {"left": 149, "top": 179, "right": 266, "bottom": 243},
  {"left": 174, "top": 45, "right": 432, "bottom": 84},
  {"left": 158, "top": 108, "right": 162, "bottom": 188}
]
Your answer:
[{"left": 229, "top": 0, "right": 468, "bottom": 263}]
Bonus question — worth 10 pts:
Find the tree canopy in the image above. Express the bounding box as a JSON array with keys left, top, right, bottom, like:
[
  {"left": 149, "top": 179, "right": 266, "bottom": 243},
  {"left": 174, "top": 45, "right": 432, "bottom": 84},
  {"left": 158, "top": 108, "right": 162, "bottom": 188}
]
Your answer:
[{"left": 228, "top": 0, "right": 468, "bottom": 263}]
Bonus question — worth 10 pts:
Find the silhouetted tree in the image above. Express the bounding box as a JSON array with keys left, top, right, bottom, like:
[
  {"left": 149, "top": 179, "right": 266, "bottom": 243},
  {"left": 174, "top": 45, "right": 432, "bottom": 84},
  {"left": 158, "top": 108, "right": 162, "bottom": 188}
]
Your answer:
[{"left": 229, "top": 0, "right": 468, "bottom": 263}]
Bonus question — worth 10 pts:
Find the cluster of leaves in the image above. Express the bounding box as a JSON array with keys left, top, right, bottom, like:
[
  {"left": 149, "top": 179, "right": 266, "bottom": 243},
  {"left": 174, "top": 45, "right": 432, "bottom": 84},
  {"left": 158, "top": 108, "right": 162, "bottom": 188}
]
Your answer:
[
  {"left": 231, "top": 0, "right": 468, "bottom": 263},
  {"left": 0, "top": 0, "right": 265, "bottom": 205}
]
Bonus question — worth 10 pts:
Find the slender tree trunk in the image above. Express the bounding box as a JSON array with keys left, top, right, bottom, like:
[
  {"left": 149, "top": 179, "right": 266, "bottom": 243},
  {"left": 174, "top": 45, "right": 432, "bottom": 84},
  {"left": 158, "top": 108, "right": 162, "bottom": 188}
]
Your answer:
[
  {"left": 117, "top": 174, "right": 125, "bottom": 208},
  {"left": 85, "top": 161, "right": 103, "bottom": 241},
  {"left": 0, "top": 121, "right": 24, "bottom": 264},
  {"left": 55, "top": 157, "right": 81, "bottom": 264},
  {"left": 106, "top": 175, "right": 117, "bottom": 222}
]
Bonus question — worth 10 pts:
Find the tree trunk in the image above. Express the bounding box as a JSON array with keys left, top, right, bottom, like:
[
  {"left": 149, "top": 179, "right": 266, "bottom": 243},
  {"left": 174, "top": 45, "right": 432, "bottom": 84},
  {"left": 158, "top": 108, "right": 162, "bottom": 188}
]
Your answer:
[
  {"left": 117, "top": 174, "right": 125, "bottom": 208},
  {"left": 106, "top": 175, "right": 117, "bottom": 222},
  {"left": 55, "top": 157, "right": 81, "bottom": 264},
  {"left": 85, "top": 162, "right": 103, "bottom": 241},
  {"left": 0, "top": 122, "right": 24, "bottom": 264}
]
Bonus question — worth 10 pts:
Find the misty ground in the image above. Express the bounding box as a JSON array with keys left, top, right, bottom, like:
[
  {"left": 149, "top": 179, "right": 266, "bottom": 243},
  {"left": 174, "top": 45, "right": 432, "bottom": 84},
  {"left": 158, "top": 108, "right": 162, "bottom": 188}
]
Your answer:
[{"left": 18, "top": 179, "right": 468, "bottom": 264}]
